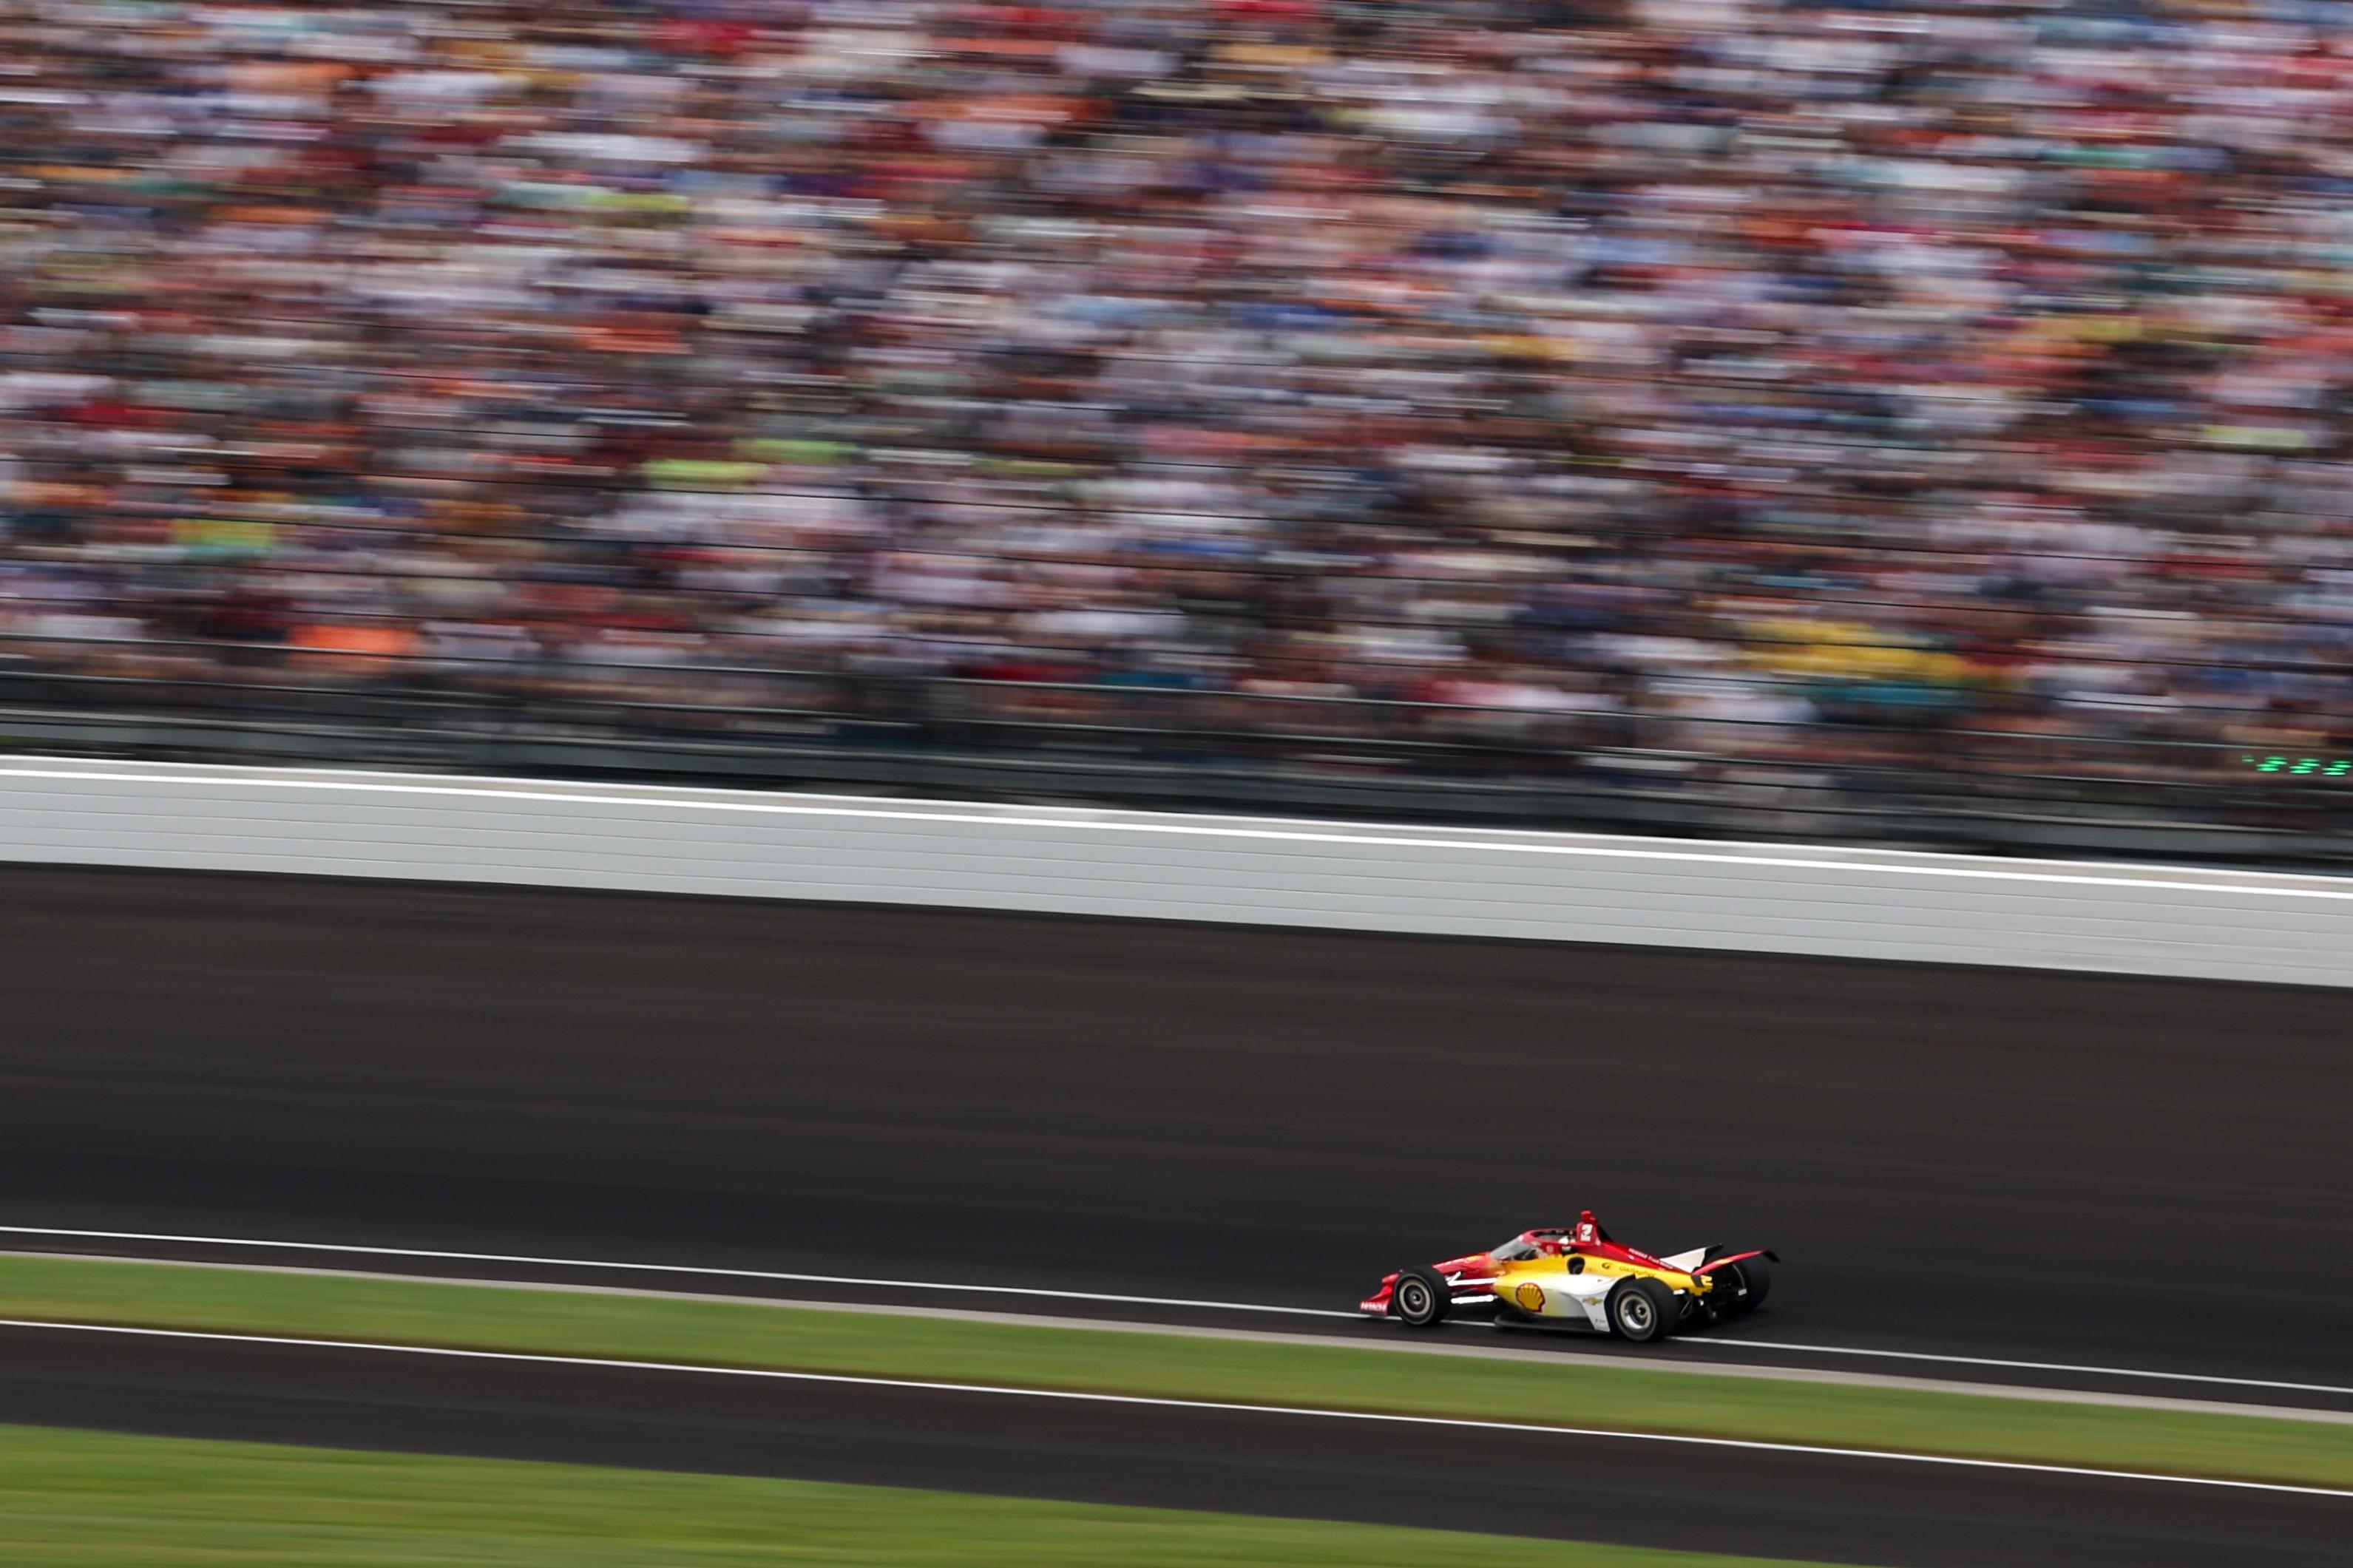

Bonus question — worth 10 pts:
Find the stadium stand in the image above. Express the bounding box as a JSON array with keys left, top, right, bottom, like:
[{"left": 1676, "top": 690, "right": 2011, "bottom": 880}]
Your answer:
[{"left": 3, "top": 0, "right": 2350, "bottom": 856}]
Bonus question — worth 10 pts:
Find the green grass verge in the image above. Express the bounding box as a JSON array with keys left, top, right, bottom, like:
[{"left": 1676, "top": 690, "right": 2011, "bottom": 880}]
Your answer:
[
  {"left": 1, "top": 1254, "right": 2346, "bottom": 1490},
  {"left": 1, "top": 1421, "right": 1847, "bottom": 1567}
]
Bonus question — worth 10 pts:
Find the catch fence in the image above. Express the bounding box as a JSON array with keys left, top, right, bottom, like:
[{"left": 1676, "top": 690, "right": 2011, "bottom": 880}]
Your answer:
[{"left": 0, "top": 635, "right": 2346, "bottom": 868}]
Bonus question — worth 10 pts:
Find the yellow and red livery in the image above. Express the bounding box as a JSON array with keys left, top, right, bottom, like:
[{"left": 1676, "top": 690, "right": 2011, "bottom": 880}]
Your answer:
[{"left": 1361, "top": 1210, "right": 1775, "bottom": 1343}]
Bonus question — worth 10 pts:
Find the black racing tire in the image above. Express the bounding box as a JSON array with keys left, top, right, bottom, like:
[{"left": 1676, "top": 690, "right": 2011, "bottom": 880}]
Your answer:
[
  {"left": 1607, "top": 1277, "right": 1679, "bottom": 1343},
  {"left": 1390, "top": 1266, "right": 1452, "bottom": 1329},
  {"left": 1717, "top": 1253, "right": 1771, "bottom": 1315}
]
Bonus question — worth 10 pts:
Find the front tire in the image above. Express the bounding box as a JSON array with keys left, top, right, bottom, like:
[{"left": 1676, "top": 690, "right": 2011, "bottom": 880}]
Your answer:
[
  {"left": 1607, "top": 1277, "right": 1678, "bottom": 1343},
  {"left": 1390, "top": 1266, "right": 1451, "bottom": 1329}
]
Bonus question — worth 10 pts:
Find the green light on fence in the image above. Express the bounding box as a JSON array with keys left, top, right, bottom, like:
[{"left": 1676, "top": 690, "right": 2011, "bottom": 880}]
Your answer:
[{"left": 2235, "top": 753, "right": 2353, "bottom": 778}]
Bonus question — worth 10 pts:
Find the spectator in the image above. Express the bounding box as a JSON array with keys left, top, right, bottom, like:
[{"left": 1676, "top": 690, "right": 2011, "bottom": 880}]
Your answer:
[{"left": 3, "top": 0, "right": 2349, "bottom": 826}]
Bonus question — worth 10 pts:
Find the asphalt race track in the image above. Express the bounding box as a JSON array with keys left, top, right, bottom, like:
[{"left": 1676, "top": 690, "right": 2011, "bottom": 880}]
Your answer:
[
  {"left": 1, "top": 1323, "right": 2342, "bottom": 1568},
  {"left": 5, "top": 863, "right": 2348, "bottom": 1378},
  {"left": 4, "top": 863, "right": 2352, "bottom": 1561}
]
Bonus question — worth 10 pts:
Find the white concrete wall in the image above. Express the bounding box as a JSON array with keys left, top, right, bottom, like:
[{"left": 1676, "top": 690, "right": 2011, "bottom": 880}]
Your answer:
[{"left": 0, "top": 756, "right": 2345, "bottom": 986}]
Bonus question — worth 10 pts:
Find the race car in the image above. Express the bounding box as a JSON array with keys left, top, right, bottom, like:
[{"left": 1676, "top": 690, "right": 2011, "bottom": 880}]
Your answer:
[{"left": 1359, "top": 1211, "right": 1774, "bottom": 1343}]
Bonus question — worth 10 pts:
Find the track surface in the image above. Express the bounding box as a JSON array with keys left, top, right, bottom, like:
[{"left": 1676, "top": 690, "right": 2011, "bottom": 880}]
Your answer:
[
  {"left": 5, "top": 865, "right": 2349, "bottom": 1381},
  {"left": 4, "top": 863, "right": 2352, "bottom": 1561},
  {"left": 2, "top": 1323, "right": 2342, "bottom": 1568}
]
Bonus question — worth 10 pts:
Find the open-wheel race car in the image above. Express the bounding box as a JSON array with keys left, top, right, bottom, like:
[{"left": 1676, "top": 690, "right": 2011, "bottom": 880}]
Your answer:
[{"left": 1360, "top": 1211, "right": 1775, "bottom": 1343}]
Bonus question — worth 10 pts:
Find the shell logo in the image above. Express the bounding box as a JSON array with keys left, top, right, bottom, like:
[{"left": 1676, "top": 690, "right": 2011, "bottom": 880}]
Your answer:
[{"left": 1512, "top": 1281, "right": 1546, "bottom": 1313}]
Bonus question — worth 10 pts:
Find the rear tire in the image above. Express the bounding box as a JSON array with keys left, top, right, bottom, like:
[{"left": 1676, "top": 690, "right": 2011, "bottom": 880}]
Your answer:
[
  {"left": 1390, "top": 1266, "right": 1451, "bottom": 1329},
  {"left": 1718, "top": 1253, "right": 1771, "bottom": 1316},
  {"left": 1607, "top": 1277, "right": 1678, "bottom": 1343}
]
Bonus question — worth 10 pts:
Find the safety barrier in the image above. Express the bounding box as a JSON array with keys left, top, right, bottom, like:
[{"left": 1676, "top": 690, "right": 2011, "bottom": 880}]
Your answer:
[
  {"left": 0, "top": 756, "right": 2343, "bottom": 988},
  {"left": 2, "top": 659, "right": 2351, "bottom": 867}
]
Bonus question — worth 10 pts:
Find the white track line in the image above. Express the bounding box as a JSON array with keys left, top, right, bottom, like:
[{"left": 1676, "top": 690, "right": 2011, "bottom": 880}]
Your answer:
[
  {"left": 23, "top": 1252, "right": 2349, "bottom": 1426},
  {"left": 7, "top": 1225, "right": 2350, "bottom": 1400},
  {"left": 7, "top": 1317, "right": 2347, "bottom": 1500},
  {"left": 4, "top": 764, "right": 2343, "bottom": 897},
  {"left": 1716, "top": 1337, "right": 2353, "bottom": 1401},
  {"left": 0, "top": 1226, "right": 1355, "bottom": 1319}
]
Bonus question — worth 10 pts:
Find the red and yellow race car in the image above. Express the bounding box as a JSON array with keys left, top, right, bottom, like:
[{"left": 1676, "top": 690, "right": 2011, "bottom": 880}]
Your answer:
[{"left": 1360, "top": 1211, "right": 1774, "bottom": 1343}]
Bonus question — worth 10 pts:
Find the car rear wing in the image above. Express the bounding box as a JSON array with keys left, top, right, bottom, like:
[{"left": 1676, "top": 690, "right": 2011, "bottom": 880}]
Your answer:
[{"left": 1693, "top": 1249, "right": 1778, "bottom": 1276}]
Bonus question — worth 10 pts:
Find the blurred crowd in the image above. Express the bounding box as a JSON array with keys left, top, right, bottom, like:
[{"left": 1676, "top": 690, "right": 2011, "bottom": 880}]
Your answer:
[{"left": 5, "top": 0, "right": 2353, "bottom": 797}]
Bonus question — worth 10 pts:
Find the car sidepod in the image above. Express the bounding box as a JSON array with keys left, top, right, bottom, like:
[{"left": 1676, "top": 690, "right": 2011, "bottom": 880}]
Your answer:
[{"left": 1492, "top": 1271, "right": 1615, "bottom": 1329}]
